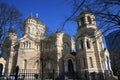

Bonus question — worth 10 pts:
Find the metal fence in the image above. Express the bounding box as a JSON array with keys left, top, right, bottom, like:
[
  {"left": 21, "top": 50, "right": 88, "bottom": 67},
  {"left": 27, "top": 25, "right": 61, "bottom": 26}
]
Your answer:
[{"left": 0, "top": 70, "right": 107, "bottom": 80}]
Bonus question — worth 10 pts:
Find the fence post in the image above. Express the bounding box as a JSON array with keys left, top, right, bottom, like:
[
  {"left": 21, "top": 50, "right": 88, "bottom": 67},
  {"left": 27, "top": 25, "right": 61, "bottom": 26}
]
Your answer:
[{"left": 15, "top": 66, "right": 19, "bottom": 80}]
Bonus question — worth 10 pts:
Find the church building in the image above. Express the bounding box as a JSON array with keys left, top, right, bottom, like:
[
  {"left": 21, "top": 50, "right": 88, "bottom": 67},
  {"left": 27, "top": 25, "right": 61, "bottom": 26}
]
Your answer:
[{"left": 0, "top": 11, "right": 112, "bottom": 80}]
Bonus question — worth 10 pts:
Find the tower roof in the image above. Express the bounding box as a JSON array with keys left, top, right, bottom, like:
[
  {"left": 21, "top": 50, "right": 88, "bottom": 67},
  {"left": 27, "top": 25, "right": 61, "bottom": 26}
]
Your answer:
[
  {"left": 80, "top": 11, "right": 93, "bottom": 15},
  {"left": 35, "top": 18, "right": 44, "bottom": 25},
  {"left": 8, "top": 27, "right": 16, "bottom": 34},
  {"left": 25, "top": 16, "right": 44, "bottom": 25}
]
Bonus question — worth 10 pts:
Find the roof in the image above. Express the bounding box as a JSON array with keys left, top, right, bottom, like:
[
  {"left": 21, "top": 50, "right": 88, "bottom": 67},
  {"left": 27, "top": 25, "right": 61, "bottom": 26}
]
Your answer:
[
  {"left": 26, "top": 16, "right": 44, "bottom": 25},
  {"left": 35, "top": 18, "right": 44, "bottom": 25},
  {"left": 80, "top": 11, "right": 93, "bottom": 15},
  {"left": 8, "top": 27, "right": 17, "bottom": 34}
]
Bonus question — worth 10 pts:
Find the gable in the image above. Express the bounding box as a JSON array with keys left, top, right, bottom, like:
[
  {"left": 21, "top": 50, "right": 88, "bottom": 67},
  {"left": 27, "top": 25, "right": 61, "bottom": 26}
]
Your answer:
[{"left": 19, "top": 35, "right": 38, "bottom": 43}]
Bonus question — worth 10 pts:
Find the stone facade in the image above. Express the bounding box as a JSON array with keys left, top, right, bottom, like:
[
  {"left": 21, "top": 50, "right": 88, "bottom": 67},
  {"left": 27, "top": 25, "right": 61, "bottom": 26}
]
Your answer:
[
  {"left": 0, "top": 12, "right": 112, "bottom": 79},
  {"left": 75, "top": 12, "right": 112, "bottom": 79}
]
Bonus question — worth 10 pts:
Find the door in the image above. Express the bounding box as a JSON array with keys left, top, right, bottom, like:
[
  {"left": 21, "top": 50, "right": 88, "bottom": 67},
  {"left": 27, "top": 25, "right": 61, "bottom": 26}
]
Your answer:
[{"left": 68, "top": 60, "right": 74, "bottom": 78}]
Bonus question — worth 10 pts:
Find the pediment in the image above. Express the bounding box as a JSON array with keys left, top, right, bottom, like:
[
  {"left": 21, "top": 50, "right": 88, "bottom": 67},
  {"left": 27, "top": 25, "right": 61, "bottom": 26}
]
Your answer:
[{"left": 18, "top": 35, "right": 36, "bottom": 42}]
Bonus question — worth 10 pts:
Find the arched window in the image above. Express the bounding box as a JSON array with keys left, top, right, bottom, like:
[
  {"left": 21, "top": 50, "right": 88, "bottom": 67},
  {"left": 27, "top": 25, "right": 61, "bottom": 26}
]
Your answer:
[
  {"left": 87, "top": 16, "right": 92, "bottom": 24},
  {"left": 28, "top": 27, "right": 30, "bottom": 33},
  {"left": 45, "top": 61, "right": 52, "bottom": 70},
  {"left": 23, "top": 59, "right": 27, "bottom": 69},
  {"left": 80, "top": 40, "right": 84, "bottom": 49},
  {"left": 89, "top": 57, "right": 93, "bottom": 68},
  {"left": 86, "top": 39, "right": 90, "bottom": 49},
  {"left": 26, "top": 41, "right": 29, "bottom": 48},
  {"left": 37, "top": 45, "right": 39, "bottom": 50},
  {"left": 80, "top": 40, "right": 83, "bottom": 49},
  {"left": 23, "top": 42, "right": 25, "bottom": 48},
  {"left": 36, "top": 60, "right": 39, "bottom": 69},
  {"left": 81, "top": 57, "right": 86, "bottom": 68},
  {"left": 29, "top": 42, "right": 31, "bottom": 48},
  {"left": 63, "top": 43, "right": 70, "bottom": 55},
  {"left": 80, "top": 17, "right": 85, "bottom": 26}
]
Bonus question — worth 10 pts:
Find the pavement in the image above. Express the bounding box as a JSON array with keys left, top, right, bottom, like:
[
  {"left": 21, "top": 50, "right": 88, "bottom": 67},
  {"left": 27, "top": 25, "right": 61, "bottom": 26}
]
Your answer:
[{"left": 109, "top": 75, "right": 118, "bottom": 80}]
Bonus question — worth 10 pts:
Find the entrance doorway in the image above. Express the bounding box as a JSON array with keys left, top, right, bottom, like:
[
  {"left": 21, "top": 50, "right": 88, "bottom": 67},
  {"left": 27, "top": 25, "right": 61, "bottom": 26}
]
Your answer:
[{"left": 68, "top": 60, "right": 74, "bottom": 78}]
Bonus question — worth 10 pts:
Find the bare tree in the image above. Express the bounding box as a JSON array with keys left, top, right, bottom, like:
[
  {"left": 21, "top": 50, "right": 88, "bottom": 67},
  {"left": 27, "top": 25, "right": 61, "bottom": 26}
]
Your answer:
[
  {"left": 60, "top": 0, "right": 120, "bottom": 36},
  {"left": 0, "top": 2, "right": 23, "bottom": 46}
]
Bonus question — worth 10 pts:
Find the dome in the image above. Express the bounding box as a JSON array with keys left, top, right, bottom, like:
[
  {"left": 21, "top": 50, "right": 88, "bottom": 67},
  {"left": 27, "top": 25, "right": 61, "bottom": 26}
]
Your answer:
[
  {"left": 80, "top": 11, "right": 93, "bottom": 15},
  {"left": 35, "top": 18, "right": 44, "bottom": 25},
  {"left": 8, "top": 27, "right": 16, "bottom": 34},
  {"left": 25, "top": 16, "right": 44, "bottom": 26}
]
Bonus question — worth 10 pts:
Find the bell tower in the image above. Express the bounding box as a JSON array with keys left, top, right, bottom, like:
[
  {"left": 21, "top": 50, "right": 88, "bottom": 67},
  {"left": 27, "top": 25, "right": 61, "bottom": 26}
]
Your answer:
[
  {"left": 76, "top": 12, "right": 96, "bottom": 31},
  {"left": 24, "top": 15, "right": 46, "bottom": 40},
  {"left": 75, "top": 11, "right": 104, "bottom": 78}
]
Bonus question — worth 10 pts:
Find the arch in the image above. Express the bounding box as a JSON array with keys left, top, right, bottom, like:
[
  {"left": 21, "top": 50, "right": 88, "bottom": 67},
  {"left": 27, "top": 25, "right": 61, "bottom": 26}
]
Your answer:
[
  {"left": 89, "top": 57, "right": 93, "bottom": 68},
  {"left": 87, "top": 16, "right": 92, "bottom": 24},
  {"left": 29, "top": 42, "right": 31, "bottom": 48},
  {"left": 82, "top": 57, "right": 86, "bottom": 68},
  {"left": 28, "top": 27, "right": 30, "bottom": 33},
  {"left": 26, "top": 41, "right": 29, "bottom": 48},
  {"left": 80, "top": 17, "right": 85, "bottom": 26},
  {"left": 80, "top": 40, "right": 84, "bottom": 49},
  {"left": 23, "top": 42, "right": 25, "bottom": 48},
  {"left": 47, "top": 61, "right": 52, "bottom": 70},
  {"left": 63, "top": 42, "right": 70, "bottom": 55},
  {"left": 86, "top": 39, "right": 91, "bottom": 49},
  {"left": 36, "top": 60, "right": 39, "bottom": 69},
  {"left": 37, "top": 45, "right": 39, "bottom": 50},
  {"left": 68, "top": 60, "right": 74, "bottom": 77},
  {"left": 23, "top": 59, "right": 27, "bottom": 69}
]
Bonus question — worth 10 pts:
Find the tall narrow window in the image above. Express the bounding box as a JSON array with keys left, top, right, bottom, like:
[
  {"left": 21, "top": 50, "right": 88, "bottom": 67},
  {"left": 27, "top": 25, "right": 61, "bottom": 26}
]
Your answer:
[
  {"left": 37, "top": 45, "right": 39, "bottom": 50},
  {"left": 80, "top": 57, "right": 86, "bottom": 68},
  {"left": 36, "top": 60, "right": 39, "bottom": 69},
  {"left": 29, "top": 42, "right": 31, "bottom": 48},
  {"left": 26, "top": 41, "right": 29, "bottom": 48},
  {"left": 63, "top": 43, "right": 70, "bottom": 55},
  {"left": 23, "top": 42, "right": 25, "bottom": 48},
  {"left": 99, "top": 42, "right": 103, "bottom": 50},
  {"left": 79, "top": 40, "right": 84, "bottom": 49},
  {"left": 89, "top": 57, "right": 93, "bottom": 68},
  {"left": 86, "top": 39, "right": 90, "bottom": 49},
  {"left": 28, "top": 27, "right": 30, "bottom": 33},
  {"left": 80, "top": 17, "right": 85, "bottom": 26},
  {"left": 87, "top": 16, "right": 92, "bottom": 24},
  {"left": 23, "top": 59, "right": 27, "bottom": 69},
  {"left": 83, "top": 58, "right": 86, "bottom": 68}
]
